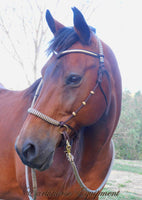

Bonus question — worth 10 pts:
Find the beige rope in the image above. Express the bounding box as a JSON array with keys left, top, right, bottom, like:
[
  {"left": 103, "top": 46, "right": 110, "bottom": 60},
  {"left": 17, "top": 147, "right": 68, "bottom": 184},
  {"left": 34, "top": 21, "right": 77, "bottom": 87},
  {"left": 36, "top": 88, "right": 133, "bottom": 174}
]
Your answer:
[
  {"left": 65, "top": 139, "right": 115, "bottom": 194},
  {"left": 25, "top": 166, "right": 37, "bottom": 200},
  {"left": 31, "top": 169, "right": 37, "bottom": 200},
  {"left": 28, "top": 108, "right": 60, "bottom": 126},
  {"left": 31, "top": 79, "right": 43, "bottom": 108}
]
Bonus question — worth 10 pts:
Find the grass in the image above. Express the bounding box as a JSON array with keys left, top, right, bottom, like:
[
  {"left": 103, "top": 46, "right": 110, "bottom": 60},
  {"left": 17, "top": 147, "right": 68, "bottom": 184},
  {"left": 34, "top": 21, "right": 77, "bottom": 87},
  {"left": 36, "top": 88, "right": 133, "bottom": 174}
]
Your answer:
[
  {"left": 118, "top": 183, "right": 126, "bottom": 188},
  {"left": 114, "top": 192, "right": 142, "bottom": 200},
  {"left": 100, "top": 188, "right": 142, "bottom": 200},
  {"left": 112, "top": 162, "right": 142, "bottom": 175},
  {"left": 100, "top": 159, "right": 142, "bottom": 200}
]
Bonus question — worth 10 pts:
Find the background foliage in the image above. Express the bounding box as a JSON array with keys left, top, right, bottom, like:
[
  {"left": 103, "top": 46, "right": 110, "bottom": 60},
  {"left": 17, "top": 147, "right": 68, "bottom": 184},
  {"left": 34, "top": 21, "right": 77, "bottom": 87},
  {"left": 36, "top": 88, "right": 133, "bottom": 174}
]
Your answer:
[{"left": 113, "top": 91, "right": 142, "bottom": 160}]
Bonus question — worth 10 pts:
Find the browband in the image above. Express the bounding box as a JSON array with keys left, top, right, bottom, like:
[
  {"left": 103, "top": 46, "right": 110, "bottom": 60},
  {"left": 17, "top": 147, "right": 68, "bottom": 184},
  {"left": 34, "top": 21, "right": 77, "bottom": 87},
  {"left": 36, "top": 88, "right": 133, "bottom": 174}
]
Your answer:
[{"left": 55, "top": 49, "right": 104, "bottom": 59}]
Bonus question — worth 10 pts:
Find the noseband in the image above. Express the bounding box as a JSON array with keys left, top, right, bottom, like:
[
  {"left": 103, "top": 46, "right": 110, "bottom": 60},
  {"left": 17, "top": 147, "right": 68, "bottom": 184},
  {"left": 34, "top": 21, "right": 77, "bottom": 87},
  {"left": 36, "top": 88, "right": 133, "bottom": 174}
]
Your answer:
[{"left": 26, "top": 38, "right": 113, "bottom": 200}]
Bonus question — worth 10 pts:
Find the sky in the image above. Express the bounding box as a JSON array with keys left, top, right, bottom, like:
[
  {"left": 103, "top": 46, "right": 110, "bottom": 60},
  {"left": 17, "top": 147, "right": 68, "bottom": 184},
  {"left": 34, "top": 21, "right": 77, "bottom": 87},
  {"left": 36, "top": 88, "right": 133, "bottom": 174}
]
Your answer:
[{"left": 0, "top": 0, "right": 141, "bottom": 92}]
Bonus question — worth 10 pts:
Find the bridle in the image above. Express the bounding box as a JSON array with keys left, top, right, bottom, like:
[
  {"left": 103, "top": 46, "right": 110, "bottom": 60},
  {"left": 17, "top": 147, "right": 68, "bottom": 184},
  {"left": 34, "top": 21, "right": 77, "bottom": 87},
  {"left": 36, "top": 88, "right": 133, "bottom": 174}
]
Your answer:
[
  {"left": 25, "top": 38, "right": 114, "bottom": 200},
  {"left": 28, "top": 38, "right": 111, "bottom": 130}
]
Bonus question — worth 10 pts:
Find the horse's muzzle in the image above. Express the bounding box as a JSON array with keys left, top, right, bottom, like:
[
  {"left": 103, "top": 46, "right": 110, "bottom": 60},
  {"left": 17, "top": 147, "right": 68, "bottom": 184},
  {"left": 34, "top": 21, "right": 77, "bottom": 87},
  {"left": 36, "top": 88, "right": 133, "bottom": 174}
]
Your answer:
[{"left": 15, "top": 137, "right": 55, "bottom": 171}]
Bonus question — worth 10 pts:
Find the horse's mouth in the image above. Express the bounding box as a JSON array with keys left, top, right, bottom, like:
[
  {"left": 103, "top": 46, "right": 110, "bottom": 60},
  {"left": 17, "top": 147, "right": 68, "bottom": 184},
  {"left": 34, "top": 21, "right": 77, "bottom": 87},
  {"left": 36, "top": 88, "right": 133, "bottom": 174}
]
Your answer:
[
  {"left": 38, "top": 151, "right": 55, "bottom": 171},
  {"left": 22, "top": 151, "right": 55, "bottom": 171}
]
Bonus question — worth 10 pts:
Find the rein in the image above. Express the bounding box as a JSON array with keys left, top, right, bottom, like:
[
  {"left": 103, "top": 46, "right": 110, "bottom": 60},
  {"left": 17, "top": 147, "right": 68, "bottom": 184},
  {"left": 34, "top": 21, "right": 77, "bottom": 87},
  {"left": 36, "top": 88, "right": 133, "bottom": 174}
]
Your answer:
[{"left": 25, "top": 38, "right": 114, "bottom": 200}]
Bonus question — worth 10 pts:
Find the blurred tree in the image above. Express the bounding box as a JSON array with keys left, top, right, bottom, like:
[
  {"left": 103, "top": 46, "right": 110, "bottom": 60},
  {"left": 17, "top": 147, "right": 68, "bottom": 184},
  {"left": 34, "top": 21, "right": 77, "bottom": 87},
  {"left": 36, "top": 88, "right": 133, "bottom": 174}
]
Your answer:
[
  {"left": 114, "top": 91, "right": 142, "bottom": 160},
  {"left": 0, "top": 0, "right": 51, "bottom": 85},
  {"left": 0, "top": 0, "right": 94, "bottom": 87}
]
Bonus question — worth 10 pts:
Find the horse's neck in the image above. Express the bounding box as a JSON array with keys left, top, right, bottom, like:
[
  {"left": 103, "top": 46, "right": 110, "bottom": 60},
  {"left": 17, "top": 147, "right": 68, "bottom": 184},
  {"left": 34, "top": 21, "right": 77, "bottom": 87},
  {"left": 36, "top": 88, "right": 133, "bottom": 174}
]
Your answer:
[
  {"left": 0, "top": 89, "right": 29, "bottom": 120},
  {"left": 46, "top": 129, "right": 83, "bottom": 190},
  {"left": 52, "top": 124, "right": 111, "bottom": 188},
  {"left": 55, "top": 123, "right": 110, "bottom": 173},
  {"left": 68, "top": 128, "right": 84, "bottom": 174},
  {"left": 80, "top": 122, "right": 112, "bottom": 175}
]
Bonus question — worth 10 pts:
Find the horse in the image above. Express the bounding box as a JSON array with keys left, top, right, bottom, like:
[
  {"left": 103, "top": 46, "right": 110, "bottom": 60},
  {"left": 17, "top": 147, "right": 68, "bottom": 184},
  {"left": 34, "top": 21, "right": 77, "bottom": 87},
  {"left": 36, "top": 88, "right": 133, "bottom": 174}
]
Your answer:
[{"left": 0, "top": 7, "right": 121, "bottom": 200}]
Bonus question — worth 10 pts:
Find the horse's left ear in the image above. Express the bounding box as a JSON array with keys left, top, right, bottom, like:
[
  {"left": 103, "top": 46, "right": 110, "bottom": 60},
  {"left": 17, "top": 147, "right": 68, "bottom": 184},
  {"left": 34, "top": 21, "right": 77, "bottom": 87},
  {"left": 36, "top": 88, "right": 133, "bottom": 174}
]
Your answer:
[
  {"left": 46, "top": 10, "right": 65, "bottom": 35},
  {"left": 72, "top": 7, "right": 91, "bottom": 45}
]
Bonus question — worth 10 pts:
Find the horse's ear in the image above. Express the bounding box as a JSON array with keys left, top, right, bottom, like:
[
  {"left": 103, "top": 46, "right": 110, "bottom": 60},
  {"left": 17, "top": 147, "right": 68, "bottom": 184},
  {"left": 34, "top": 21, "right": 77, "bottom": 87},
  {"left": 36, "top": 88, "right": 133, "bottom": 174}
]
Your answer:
[
  {"left": 72, "top": 7, "right": 91, "bottom": 45},
  {"left": 46, "top": 10, "right": 64, "bottom": 34}
]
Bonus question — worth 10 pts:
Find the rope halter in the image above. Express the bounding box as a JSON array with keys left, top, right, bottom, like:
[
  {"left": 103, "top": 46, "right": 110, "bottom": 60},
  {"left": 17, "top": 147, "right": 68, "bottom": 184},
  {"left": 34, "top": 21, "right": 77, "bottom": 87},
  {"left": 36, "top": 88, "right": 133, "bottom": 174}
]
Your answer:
[{"left": 25, "top": 37, "right": 114, "bottom": 200}]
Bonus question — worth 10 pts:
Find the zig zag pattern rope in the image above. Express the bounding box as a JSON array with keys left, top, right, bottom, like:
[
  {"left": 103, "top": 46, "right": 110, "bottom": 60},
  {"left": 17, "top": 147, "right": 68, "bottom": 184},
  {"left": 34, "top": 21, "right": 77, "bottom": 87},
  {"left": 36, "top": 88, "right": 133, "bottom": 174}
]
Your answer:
[{"left": 28, "top": 108, "right": 60, "bottom": 126}]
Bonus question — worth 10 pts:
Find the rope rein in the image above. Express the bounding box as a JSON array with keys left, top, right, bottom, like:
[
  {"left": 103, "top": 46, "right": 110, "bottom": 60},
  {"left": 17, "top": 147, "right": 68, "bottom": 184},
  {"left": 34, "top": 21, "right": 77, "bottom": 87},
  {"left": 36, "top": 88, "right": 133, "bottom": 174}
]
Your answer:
[
  {"left": 25, "top": 38, "right": 114, "bottom": 200},
  {"left": 65, "top": 139, "right": 115, "bottom": 194},
  {"left": 25, "top": 166, "right": 37, "bottom": 200}
]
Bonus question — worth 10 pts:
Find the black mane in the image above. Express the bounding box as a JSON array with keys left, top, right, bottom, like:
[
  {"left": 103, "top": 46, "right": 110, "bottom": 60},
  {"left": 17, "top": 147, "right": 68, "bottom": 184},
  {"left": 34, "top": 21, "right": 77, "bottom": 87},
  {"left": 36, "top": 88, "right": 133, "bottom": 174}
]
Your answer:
[
  {"left": 47, "top": 27, "right": 78, "bottom": 54},
  {"left": 47, "top": 26, "right": 96, "bottom": 54},
  {"left": 24, "top": 78, "right": 41, "bottom": 99}
]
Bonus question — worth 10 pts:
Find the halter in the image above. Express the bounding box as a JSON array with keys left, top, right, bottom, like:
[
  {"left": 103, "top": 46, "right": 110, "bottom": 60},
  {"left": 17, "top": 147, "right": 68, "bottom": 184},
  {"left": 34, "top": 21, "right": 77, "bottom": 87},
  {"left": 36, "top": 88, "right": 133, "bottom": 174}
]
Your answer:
[
  {"left": 25, "top": 38, "right": 114, "bottom": 200},
  {"left": 28, "top": 38, "right": 111, "bottom": 128}
]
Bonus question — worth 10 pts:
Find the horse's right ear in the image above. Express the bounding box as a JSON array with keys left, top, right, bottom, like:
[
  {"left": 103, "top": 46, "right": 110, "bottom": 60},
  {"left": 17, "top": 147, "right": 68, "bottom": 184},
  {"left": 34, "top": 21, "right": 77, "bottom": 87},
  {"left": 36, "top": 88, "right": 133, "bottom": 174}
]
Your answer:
[{"left": 46, "top": 10, "right": 64, "bottom": 35}]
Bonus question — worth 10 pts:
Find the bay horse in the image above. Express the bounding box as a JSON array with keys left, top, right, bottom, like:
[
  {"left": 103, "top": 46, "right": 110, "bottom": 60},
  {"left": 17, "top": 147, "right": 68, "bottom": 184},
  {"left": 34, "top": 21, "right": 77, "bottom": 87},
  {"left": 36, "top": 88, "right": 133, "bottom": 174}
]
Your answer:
[{"left": 0, "top": 7, "right": 121, "bottom": 200}]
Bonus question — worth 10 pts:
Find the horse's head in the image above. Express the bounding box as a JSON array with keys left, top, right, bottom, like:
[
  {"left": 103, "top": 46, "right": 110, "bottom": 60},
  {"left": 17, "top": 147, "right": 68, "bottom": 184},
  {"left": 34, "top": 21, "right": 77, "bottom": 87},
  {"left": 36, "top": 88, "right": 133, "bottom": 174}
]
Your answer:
[{"left": 15, "top": 8, "right": 111, "bottom": 171}]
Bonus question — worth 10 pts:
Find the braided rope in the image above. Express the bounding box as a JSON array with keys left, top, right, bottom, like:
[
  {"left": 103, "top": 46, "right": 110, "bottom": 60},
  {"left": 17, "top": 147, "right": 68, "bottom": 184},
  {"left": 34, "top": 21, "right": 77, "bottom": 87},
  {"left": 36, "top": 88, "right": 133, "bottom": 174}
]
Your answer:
[
  {"left": 31, "top": 169, "right": 37, "bottom": 200},
  {"left": 66, "top": 139, "right": 115, "bottom": 194},
  {"left": 25, "top": 166, "right": 37, "bottom": 200},
  {"left": 28, "top": 108, "right": 60, "bottom": 126},
  {"left": 31, "top": 79, "right": 43, "bottom": 108}
]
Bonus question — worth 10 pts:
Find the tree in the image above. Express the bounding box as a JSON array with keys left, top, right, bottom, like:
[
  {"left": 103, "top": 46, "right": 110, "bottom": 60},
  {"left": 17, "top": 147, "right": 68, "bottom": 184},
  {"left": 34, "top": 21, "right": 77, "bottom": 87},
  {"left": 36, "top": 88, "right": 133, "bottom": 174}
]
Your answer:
[
  {"left": 0, "top": 0, "right": 95, "bottom": 88},
  {"left": 114, "top": 91, "right": 142, "bottom": 160},
  {"left": 0, "top": 0, "right": 51, "bottom": 86}
]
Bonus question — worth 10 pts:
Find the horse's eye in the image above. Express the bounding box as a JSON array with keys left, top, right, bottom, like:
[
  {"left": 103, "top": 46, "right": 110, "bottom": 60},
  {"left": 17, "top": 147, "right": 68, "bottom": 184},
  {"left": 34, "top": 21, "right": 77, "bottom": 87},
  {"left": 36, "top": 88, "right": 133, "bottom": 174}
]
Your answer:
[{"left": 66, "top": 74, "right": 82, "bottom": 86}]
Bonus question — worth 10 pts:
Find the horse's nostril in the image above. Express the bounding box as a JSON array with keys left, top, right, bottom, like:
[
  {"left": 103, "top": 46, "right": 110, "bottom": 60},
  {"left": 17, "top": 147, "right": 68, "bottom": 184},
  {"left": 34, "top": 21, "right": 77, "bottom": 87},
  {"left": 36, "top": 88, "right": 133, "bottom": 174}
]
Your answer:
[{"left": 22, "top": 143, "right": 36, "bottom": 161}]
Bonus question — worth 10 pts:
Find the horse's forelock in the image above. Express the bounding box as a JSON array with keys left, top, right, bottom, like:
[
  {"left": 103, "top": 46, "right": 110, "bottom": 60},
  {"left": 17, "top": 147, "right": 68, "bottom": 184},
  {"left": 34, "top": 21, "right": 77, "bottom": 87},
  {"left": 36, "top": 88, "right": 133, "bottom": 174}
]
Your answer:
[
  {"left": 47, "top": 26, "right": 96, "bottom": 56},
  {"left": 47, "top": 27, "right": 78, "bottom": 54}
]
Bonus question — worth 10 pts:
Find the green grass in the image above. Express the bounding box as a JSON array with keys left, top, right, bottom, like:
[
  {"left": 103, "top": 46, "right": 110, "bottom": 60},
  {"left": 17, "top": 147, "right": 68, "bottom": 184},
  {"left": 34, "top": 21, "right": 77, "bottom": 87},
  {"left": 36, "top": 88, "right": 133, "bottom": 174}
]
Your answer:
[
  {"left": 125, "top": 180, "right": 132, "bottom": 184},
  {"left": 118, "top": 183, "right": 126, "bottom": 188},
  {"left": 116, "top": 192, "right": 142, "bottom": 200},
  {"left": 100, "top": 159, "right": 142, "bottom": 200},
  {"left": 112, "top": 162, "right": 142, "bottom": 174},
  {"left": 101, "top": 188, "right": 142, "bottom": 200}
]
